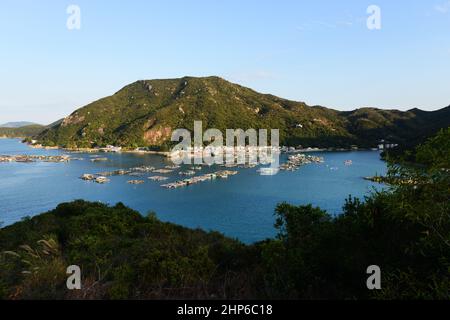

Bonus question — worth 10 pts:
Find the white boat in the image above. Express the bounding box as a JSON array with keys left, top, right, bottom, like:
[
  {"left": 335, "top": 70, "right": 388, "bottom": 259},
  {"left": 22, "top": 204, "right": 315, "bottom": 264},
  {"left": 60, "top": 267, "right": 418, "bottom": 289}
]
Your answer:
[
  {"left": 258, "top": 168, "right": 279, "bottom": 176},
  {"left": 95, "top": 176, "right": 110, "bottom": 184}
]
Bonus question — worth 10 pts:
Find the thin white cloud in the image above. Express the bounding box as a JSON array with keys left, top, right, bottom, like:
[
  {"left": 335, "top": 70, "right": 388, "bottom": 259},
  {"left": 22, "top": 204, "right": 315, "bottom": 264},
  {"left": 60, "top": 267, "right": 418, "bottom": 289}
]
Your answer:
[
  {"left": 435, "top": 1, "right": 450, "bottom": 13},
  {"left": 296, "top": 15, "right": 357, "bottom": 32},
  {"left": 312, "top": 20, "right": 337, "bottom": 29},
  {"left": 296, "top": 21, "right": 335, "bottom": 31},
  {"left": 337, "top": 20, "right": 354, "bottom": 27}
]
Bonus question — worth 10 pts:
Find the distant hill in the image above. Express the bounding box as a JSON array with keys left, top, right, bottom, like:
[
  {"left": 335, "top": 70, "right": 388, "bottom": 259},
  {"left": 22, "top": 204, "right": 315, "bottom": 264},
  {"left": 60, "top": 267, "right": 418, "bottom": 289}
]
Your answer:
[
  {"left": 0, "top": 124, "right": 45, "bottom": 138},
  {"left": 343, "top": 106, "right": 450, "bottom": 148},
  {"left": 0, "top": 121, "right": 38, "bottom": 128},
  {"left": 35, "top": 76, "right": 450, "bottom": 150}
]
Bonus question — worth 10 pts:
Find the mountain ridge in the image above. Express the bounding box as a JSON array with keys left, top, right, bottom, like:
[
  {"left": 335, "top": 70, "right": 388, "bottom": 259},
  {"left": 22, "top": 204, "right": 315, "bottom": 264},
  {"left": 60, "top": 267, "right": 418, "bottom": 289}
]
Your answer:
[
  {"left": 0, "top": 121, "right": 39, "bottom": 128},
  {"left": 0, "top": 124, "right": 45, "bottom": 138},
  {"left": 35, "top": 76, "right": 450, "bottom": 150}
]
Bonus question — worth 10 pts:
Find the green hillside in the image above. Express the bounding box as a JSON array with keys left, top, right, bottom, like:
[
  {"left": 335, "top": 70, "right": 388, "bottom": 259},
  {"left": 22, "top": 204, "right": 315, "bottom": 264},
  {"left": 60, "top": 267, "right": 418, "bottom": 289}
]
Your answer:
[
  {"left": 0, "top": 121, "right": 38, "bottom": 128},
  {"left": 345, "top": 106, "right": 450, "bottom": 147},
  {"left": 35, "top": 76, "right": 450, "bottom": 150},
  {"left": 0, "top": 124, "right": 45, "bottom": 138}
]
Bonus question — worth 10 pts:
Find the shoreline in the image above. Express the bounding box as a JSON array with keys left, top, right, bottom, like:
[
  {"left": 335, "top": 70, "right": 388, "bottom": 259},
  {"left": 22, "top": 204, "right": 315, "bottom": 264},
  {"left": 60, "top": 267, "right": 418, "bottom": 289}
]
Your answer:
[
  {"left": 0, "top": 135, "right": 28, "bottom": 139},
  {"left": 19, "top": 140, "right": 382, "bottom": 156},
  {"left": 28, "top": 143, "right": 171, "bottom": 156}
]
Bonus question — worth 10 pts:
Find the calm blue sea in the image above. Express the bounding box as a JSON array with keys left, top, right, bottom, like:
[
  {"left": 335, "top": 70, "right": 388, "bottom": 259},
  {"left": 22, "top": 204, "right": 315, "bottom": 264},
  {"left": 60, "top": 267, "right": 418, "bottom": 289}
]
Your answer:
[{"left": 0, "top": 138, "right": 387, "bottom": 243}]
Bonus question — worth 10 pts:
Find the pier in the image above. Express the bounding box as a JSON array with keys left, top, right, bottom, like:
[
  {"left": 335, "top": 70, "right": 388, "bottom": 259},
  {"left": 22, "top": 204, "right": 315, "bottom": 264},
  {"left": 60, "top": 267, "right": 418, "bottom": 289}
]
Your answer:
[
  {"left": 0, "top": 155, "right": 71, "bottom": 163},
  {"left": 161, "top": 170, "right": 238, "bottom": 189}
]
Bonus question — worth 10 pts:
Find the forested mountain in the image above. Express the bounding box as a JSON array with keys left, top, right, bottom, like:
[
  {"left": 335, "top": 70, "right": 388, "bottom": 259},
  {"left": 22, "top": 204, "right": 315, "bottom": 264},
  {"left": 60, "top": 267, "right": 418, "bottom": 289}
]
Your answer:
[
  {"left": 0, "top": 125, "right": 45, "bottom": 138},
  {"left": 0, "top": 122, "right": 38, "bottom": 128},
  {"left": 35, "top": 76, "right": 450, "bottom": 150}
]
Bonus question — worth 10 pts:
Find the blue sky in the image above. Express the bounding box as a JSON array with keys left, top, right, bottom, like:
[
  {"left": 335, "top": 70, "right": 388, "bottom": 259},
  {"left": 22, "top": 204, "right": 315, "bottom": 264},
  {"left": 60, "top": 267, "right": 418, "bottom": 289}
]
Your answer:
[{"left": 0, "top": 0, "right": 449, "bottom": 124}]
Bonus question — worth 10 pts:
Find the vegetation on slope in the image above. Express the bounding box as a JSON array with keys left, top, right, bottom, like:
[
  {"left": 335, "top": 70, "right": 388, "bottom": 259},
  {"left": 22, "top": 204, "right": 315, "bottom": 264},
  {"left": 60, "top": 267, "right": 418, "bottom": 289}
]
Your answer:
[
  {"left": 0, "top": 122, "right": 38, "bottom": 128},
  {"left": 36, "top": 76, "right": 450, "bottom": 150},
  {"left": 1, "top": 128, "right": 449, "bottom": 300},
  {"left": 0, "top": 125, "right": 45, "bottom": 138}
]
